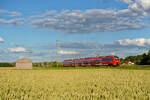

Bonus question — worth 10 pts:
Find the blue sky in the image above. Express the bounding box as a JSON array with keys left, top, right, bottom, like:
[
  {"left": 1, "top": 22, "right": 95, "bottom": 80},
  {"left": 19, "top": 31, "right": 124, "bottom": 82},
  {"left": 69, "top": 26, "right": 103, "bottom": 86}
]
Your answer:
[{"left": 0, "top": 0, "right": 150, "bottom": 62}]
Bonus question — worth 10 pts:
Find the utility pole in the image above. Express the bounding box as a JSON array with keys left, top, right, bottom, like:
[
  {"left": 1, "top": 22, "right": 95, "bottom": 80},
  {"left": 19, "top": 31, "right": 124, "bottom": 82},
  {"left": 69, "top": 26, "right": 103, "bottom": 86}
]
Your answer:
[{"left": 56, "top": 40, "right": 61, "bottom": 67}]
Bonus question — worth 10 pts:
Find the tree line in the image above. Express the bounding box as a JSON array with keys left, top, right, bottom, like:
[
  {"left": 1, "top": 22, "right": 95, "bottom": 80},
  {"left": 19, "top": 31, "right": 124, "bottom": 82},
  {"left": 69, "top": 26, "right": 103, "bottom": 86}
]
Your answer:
[
  {"left": 0, "top": 62, "right": 63, "bottom": 67},
  {"left": 33, "top": 61, "right": 62, "bottom": 67},
  {"left": 121, "top": 50, "right": 150, "bottom": 65},
  {"left": 0, "top": 63, "right": 14, "bottom": 67}
]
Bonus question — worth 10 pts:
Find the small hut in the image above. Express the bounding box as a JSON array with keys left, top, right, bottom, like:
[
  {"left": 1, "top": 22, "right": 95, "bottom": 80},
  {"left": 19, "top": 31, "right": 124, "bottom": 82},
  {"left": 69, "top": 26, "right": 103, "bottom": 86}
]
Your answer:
[{"left": 16, "top": 58, "right": 32, "bottom": 69}]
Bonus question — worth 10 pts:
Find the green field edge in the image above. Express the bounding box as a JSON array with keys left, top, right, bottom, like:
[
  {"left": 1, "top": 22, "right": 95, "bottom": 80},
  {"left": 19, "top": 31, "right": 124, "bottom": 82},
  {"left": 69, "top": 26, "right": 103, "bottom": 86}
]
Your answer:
[
  {"left": 1, "top": 65, "right": 150, "bottom": 70},
  {"left": 32, "top": 65, "right": 150, "bottom": 70}
]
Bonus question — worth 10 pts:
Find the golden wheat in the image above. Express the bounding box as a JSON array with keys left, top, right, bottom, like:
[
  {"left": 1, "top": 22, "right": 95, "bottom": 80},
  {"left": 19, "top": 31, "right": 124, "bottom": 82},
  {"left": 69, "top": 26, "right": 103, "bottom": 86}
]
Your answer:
[{"left": 0, "top": 69, "right": 150, "bottom": 100}]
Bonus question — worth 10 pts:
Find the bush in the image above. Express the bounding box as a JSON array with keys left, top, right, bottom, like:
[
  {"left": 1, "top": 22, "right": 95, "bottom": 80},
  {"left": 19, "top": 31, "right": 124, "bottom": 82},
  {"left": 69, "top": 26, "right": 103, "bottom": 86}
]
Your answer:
[
  {"left": 51, "top": 62, "right": 63, "bottom": 67},
  {"left": 0, "top": 62, "right": 14, "bottom": 67},
  {"left": 33, "top": 62, "right": 63, "bottom": 67}
]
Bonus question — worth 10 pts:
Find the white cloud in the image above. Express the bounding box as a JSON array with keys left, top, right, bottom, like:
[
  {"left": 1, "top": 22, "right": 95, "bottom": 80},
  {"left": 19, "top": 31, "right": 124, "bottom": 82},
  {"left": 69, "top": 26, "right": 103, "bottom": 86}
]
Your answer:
[
  {"left": 138, "top": 0, "right": 150, "bottom": 10},
  {"left": 10, "top": 11, "right": 22, "bottom": 17},
  {"left": 59, "top": 39, "right": 150, "bottom": 50},
  {"left": 30, "top": 8, "right": 148, "bottom": 33},
  {"left": 0, "top": 9, "right": 7, "bottom": 13},
  {"left": 19, "top": 56, "right": 25, "bottom": 59},
  {"left": 0, "top": 18, "right": 24, "bottom": 26},
  {"left": 3, "top": 38, "right": 150, "bottom": 61},
  {"left": 123, "top": 0, "right": 150, "bottom": 17},
  {"left": 0, "top": 9, "right": 23, "bottom": 26},
  {"left": 120, "top": 0, "right": 133, "bottom": 4},
  {"left": 0, "top": 9, "right": 22, "bottom": 17},
  {"left": 30, "top": 10, "right": 57, "bottom": 18},
  {"left": 58, "top": 50, "right": 79, "bottom": 55},
  {"left": 0, "top": 37, "right": 4, "bottom": 43},
  {"left": 121, "top": 0, "right": 150, "bottom": 11},
  {"left": 116, "top": 38, "right": 150, "bottom": 46},
  {"left": 56, "top": 39, "right": 150, "bottom": 58},
  {"left": 9, "top": 47, "right": 26, "bottom": 53},
  {"left": 28, "top": 0, "right": 150, "bottom": 34},
  {"left": 111, "top": 52, "right": 116, "bottom": 56},
  {"left": 61, "top": 41, "right": 101, "bottom": 49}
]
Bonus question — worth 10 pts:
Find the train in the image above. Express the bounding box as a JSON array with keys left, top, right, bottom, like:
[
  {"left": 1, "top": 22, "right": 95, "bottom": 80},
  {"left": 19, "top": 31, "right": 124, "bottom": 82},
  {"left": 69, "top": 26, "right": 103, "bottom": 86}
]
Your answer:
[{"left": 63, "top": 56, "right": 121, "bottom": 67}]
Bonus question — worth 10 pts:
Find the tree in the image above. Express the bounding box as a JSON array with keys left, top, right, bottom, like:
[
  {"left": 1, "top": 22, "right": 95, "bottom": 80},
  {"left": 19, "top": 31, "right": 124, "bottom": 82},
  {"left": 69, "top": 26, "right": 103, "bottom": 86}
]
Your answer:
[{"left": 122, "top": 50, "right": 150, "bottom": 65}]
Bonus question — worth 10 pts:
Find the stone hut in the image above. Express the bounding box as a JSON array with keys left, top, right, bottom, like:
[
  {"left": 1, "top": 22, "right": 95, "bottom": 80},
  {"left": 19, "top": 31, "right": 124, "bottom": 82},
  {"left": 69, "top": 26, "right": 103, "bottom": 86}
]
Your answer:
[{"left": 16, "top": 58, "right": 32, "bottom": 69}]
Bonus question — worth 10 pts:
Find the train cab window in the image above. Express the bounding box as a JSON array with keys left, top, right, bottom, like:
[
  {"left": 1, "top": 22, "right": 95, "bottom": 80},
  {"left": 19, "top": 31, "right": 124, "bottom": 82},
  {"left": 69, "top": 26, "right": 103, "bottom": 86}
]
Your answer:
[{"left": 114, "top": 56, "right": 119, "bottom": 60}]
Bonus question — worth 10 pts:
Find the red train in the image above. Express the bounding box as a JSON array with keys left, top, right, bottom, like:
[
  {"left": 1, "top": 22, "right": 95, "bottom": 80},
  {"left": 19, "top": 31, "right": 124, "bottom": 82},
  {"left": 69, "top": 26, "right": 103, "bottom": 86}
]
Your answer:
[{"left": 63, "top": 56, "right": 121, "bottom": 67}]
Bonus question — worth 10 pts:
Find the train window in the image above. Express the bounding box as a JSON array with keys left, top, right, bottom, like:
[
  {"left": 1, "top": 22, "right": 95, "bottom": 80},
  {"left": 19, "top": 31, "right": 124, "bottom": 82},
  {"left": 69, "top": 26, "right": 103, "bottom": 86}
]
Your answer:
[
  {"left": 101, "top": 58, "right": 113, "bottom": 62},
  {"left": 83, "top": 60, "right": 90, "bottom": 63},
  {"left": 90, "top": 60, "right": 102, "bottom": 63},
  {"left": 72, "top": 61, "right": 82, "bottom": 64},
  {"left": 75, "top": 61, "right": 82, "bottom": 64},
  {"left": 97, "top": 60, "right": 102, "bottom": 63},
  {"left": 83, "top": 61, "right": 87, "bottom": 63},
  {"left": 90, "top": 60, "right": 95, "bottom": 63},
  {"left": 63, "top": 62, "right": 72, "bottom": 64},
  {"left": 93, "top": 60, "right": 99, "bottom": 63}
]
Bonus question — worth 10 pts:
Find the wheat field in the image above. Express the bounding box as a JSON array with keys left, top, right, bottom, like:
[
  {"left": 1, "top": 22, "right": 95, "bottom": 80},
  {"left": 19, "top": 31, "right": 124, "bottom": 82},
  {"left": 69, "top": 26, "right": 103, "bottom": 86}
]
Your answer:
[{"left": 0, "top": 69, "right": 150, "bottom": 100}]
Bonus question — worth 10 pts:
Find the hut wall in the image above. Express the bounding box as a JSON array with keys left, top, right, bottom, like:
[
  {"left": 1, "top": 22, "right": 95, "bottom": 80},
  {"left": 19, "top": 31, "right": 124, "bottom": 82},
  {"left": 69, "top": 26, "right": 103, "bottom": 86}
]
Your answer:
[{"left": 16, "top": 62, "right": 32, "bottom": 69}]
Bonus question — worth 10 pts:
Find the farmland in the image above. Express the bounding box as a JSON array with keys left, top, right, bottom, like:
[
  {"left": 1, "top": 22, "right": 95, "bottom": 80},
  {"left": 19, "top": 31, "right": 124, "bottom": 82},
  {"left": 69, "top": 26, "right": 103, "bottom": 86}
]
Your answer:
[{"left": 0, "top": 69, "right": 150, "bottom": 100}]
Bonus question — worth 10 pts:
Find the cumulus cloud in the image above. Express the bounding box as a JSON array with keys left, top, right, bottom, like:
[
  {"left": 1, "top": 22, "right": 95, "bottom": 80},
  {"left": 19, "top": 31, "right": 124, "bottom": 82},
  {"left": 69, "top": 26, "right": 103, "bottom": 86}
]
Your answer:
[
  {"left": 0, "top": 9, "right": 22, "bottom": 17},
  {"left": 55, "top": 39, "right": 150, "bottom": 58},
  {"left": 9, "top": 47, "right": 26, "bottom": 53},
  {"left": 0, "top": 18, "right": 24, "bottom": 26},
  {"left": 58, "top": 50, "right": 79, "bottom": 55},
  {"left": 0, "top": 49, "right": 8, "bottom": 53},
  {"left": 31, "top": 9, "right": 149, "bottom": 33},
  {"left": 132, "top": 0, "right": 150, "bottom": 11},
  {"left": 0, "top": 9, "right": 24, "bottom": 26},
  {"left": 10, "top": 12, "right": 22, "bottom": 17},
  {"left": 59, "top": 39, "right": 150, "bottom": 50},
  {"left": 121, "top": 0, "right": 150, "bottom": 15},
  {"left": 60, "top": 41, "right": 102, "bottom": 49},
  {"left": 121, "top": 0, "right": 150, "bottom": 9},
  {"left": 120, "top": 0, "right": 133, "bottom": 4},
  {"left": 116, "top": 38, "right": 150, "bottom": 46},
  {"left": 0, "top": 37, "right": 4, "bottom": 43},
  {"left": 30, "top": 10, "right": 57, "bottom": 18},
  {"left": 139, "top": 0, "right": 150, "bottom": 11},
  {"left": 29, "top": 0, "right": 150, "bottom": 34}
]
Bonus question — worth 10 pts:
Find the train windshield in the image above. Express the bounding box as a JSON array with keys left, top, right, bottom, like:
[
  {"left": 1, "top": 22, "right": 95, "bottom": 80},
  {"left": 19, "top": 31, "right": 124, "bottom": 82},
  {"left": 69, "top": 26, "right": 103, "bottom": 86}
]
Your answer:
[{"left": 114, "top": 56, "right": 119, "bottom": 60}]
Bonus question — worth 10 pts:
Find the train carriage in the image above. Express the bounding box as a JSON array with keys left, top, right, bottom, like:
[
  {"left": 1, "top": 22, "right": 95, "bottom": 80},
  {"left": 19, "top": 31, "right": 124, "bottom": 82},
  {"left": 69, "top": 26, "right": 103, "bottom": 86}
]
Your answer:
[{"left": 63, "top": 56, "right": 121, "bottom": 67}]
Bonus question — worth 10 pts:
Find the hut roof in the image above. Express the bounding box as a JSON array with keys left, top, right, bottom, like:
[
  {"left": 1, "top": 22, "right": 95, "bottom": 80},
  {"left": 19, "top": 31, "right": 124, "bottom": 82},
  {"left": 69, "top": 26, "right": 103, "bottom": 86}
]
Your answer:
[{"left": 16, "top": 58, "right": 32, "bottom": 63}]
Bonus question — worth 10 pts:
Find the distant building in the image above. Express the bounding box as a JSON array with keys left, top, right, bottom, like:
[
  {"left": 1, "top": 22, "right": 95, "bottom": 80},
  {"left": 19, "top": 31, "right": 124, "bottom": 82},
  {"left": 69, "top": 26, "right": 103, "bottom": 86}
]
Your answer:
[
  {"left": 16, "top": 58, "right": 32, "bottom": 69},
  {"left": 125, "top": 61, "right": 135, "bottom": 65}
]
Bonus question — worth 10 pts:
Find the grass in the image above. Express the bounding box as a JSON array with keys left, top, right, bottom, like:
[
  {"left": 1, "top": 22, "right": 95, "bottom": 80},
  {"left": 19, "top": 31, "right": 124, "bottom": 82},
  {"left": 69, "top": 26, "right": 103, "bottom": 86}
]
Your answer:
[
  {"left": 114, "top": 65, "right": 150, "bottom": 70},
  {"left": 0, "top": 69, "right": 150, "bottom": 100},
  {"left": 1, "top": 65, "right": 150, "bottom": 70}
]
